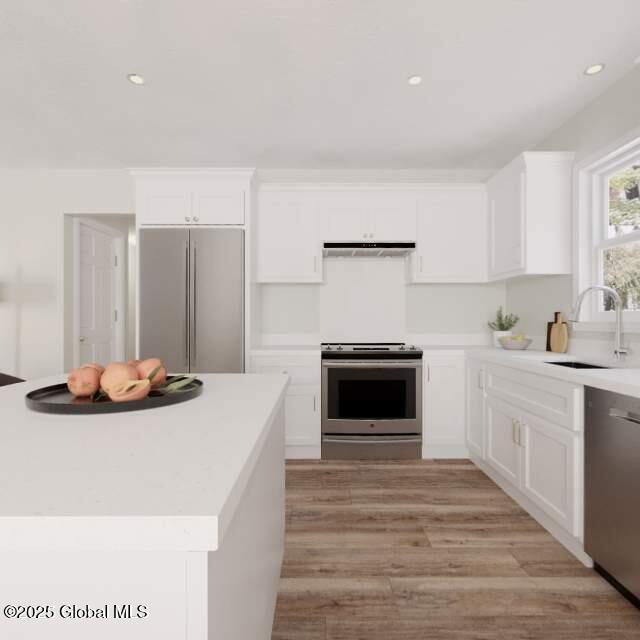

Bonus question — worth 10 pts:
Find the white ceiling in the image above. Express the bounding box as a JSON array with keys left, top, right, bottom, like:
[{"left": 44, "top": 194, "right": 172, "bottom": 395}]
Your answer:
[{"left": 1, "top": 0, "right": 640, "bottom": 169}]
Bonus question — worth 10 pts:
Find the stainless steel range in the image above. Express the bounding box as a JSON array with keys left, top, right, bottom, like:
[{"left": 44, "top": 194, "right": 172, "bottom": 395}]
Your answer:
[{"left": 321, "top": 343, "right": 423, "bottom": 460}]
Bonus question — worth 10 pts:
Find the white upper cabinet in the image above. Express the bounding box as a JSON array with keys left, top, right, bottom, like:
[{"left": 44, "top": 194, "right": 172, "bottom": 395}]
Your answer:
[
  {"left": 487, "top": 152, "right": 574, "bottom": 280},
  {"left": 256, "top": 190, "right": 322, "bottom": 283},
  {"left": 320, "top": 191, "right": 416, "bottom": 242},
  {"left": 411, "top": 187, "right": 487, "bottom": 283},
  {"left": 134, "top": 171, "right": 252, "bottom": 226}
]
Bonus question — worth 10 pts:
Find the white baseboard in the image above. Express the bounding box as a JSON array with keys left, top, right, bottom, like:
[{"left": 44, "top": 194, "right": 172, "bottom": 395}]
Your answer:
[
  {"left": 471, "top": 455, "right": 593, "bottom": 568},
  {"left": 286, "top": 445, "right": 321, "bottom": 460},
  {"left": 423, "top": 444, "right": 470, "bottom": 459}
]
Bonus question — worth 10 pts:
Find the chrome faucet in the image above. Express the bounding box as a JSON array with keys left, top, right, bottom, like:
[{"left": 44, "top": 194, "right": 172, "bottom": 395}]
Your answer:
[{"left": 570, "top": 285, "right": 628, "bottom": 360}]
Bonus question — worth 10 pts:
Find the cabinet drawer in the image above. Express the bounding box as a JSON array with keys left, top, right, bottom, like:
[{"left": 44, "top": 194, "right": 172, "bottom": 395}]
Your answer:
[
  {"left": 250, "top": 355, "right": 320, "bottom": 386},
  {"left": 485, "top": 364, "right": 582, "bottom": 431}
]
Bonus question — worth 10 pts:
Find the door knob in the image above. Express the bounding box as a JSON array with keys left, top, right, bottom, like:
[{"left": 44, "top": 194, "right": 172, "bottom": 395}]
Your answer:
[
  {"left": 79, "top": 337, "right": 86, "bottom": 342},
  {"left": 185, "top": 216, "right": 191, "bottom": 222},
  {"left": 193, "top": 216, "right": 199, "bottom": 222}
]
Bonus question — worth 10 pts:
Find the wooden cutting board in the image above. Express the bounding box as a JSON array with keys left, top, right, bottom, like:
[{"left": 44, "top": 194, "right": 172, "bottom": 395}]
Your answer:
[{"left": 547, "top": 312, "right": 569, "bottom": 353}]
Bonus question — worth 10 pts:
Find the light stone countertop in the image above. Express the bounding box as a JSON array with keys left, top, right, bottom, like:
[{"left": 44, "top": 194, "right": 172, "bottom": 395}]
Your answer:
[{"left": 0, "top": 373, "right": 288, "bottom": 551}]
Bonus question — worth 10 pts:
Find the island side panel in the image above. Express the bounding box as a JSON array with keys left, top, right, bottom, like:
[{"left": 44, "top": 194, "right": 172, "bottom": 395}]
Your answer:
[{"left": 206, "top": 403, "right": 285, "bottom": 640}]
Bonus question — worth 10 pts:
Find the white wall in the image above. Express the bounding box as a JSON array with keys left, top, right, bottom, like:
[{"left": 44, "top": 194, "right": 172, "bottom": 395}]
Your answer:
[
  {"left": 0, "top": 170, "right": 133, "bottom": 378},
  {"left": 258, "top": 269, "right": 506, "bottom": 344},
  {"left": 506, "top": 66, "right": 640, "bottom": 342},
  {"left": 407, "top": 281, "right": 506, "bottom": 338}
]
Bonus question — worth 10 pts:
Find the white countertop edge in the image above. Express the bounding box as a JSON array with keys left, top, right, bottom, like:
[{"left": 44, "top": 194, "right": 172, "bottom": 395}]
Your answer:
[
  {"left": 0, "top": 515, "right": 219, "bottom": 552},
  {"left": 215, "top": 378, "right": 289, "bottom": 546},
  {"left": 465, "top": 348, "right": 640, "bottom": 399}
]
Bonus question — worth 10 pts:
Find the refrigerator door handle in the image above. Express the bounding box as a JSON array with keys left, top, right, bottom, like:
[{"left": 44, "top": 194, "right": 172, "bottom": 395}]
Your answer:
[
  {"left": 185, "top": 242, "right": 190, "bottom": 369},
  {"left": 192, "top": 242, "right": 197, "bottom": 367}
]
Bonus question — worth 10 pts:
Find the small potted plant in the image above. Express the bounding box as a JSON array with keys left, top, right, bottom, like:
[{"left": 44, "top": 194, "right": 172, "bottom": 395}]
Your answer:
[{"left": 488, "top": 307, "right": 519, "bottom": 347}]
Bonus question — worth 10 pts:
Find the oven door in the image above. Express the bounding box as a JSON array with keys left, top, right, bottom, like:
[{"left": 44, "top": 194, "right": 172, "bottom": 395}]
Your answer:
[{"left": 322, "top": 360, "right": 422, "bottom": 435}]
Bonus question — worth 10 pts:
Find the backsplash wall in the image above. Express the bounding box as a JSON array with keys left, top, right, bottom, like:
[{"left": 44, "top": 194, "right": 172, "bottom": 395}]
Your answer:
[{"left": 259, "top": 271, "right": 506, "bottom": 344}]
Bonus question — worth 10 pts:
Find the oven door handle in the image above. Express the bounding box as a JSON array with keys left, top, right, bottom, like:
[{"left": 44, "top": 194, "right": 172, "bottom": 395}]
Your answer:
[
  {"left": 322, "top": 360, "right": 422, "bottom": 368},
  {"left": 322, "top": 435, "right": 422, "bottom": 443}
]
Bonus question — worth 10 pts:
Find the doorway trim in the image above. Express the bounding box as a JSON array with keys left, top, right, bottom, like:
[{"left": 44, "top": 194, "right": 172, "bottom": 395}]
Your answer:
[{"left": 71, "top": 217, "right": 126, "bottom": 368}]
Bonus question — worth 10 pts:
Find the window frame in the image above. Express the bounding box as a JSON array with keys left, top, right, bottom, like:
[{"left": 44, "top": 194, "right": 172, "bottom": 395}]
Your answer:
[{"left": 575, "top": 128, "right": 640, "bottom": 331}]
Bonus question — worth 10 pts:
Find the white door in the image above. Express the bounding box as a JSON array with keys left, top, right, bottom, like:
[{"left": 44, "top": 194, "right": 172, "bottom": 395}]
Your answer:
[
  {"left": 284, "top": 386, "right": 321, "bottom": 447},
  {"left": 466, "top": 362, "right": 485, "bottom": 458},
  {"left": 485, "top": 396, "right": 520, "bottom": 485},
  {"left": 423, "top": 355, "right": 466, "bottom": 454},
  {"left": 256, "top": 193, "right": 322, "bottom": 282},
  {"left": 519, "top": 411, "right": 578, "bottom": 535},
  {"left": 75, "top": 221, "right": 120, "bottom": 367},
  {"left": 413, "top": 189, "right": 487, "bottom": 282}
]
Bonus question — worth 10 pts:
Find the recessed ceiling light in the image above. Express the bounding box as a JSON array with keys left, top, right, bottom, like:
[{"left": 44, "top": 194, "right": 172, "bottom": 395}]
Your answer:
[
  {"left": 584, "top": 63, "right": 605, "bottom": 76},
  {"left": 408, "top": 75, "right": 422, "bottom": 86},
  {"left": 127, "top": 73, "right": 145, "bottom": 85}
]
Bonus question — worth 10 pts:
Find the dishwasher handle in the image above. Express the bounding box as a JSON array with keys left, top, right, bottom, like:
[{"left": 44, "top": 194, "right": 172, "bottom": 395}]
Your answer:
[{"left": 609, "top": 408, "right": 640, "bottom": 425}]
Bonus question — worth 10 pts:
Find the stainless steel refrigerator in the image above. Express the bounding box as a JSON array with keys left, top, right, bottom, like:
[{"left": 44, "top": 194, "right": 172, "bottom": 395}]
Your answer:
[{"left": 139, "top": 228, "right": 244, "bottom": 373}]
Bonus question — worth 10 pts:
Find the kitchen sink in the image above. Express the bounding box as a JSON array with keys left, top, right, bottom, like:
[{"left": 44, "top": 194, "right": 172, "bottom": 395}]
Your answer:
[{"left": 546, "top": 361, "right": 609, "bottom": 369}]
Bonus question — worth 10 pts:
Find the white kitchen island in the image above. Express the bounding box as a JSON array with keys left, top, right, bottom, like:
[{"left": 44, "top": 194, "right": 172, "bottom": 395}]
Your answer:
[{"left": 0, "top": 373, "right": 288, "bottom": 640}]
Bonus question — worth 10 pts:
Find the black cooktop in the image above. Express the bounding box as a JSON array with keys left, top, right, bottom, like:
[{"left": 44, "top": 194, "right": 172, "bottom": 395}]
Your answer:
[{"left": 321, "top": 343, "right": 423, "bottom": 360}]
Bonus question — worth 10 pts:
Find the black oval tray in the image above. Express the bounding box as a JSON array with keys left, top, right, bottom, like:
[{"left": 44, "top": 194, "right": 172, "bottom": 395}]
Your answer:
[{"left": 25, "top": 376, "right": 203, "bottom": 414}]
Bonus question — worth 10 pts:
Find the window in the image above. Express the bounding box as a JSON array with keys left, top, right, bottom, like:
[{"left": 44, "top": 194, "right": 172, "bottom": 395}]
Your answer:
[
  {"left": 599, "top": 162, "right": 640, "bottom": 311},
  {"left": 577, "top": 132, "right": 640, "bottom": 326}
]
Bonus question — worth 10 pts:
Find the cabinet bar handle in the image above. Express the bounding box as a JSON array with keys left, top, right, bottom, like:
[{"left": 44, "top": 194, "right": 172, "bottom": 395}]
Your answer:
[{"left": 609, "top": 408, "right": 640, "bottom": 425}]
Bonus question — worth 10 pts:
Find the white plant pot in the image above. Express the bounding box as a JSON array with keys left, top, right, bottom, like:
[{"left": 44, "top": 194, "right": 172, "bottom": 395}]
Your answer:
[{"left": 493, "top": 330, "right": 512, "bottom": 348}]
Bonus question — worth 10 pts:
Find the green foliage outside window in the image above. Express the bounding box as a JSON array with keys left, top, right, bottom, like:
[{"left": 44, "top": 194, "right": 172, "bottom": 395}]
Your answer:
[{"left": 604, "top": 165, "right": 640, "bottom": 310}]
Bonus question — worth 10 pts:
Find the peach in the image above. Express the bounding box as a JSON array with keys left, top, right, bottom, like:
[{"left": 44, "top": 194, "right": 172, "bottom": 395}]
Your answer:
[
  {"left": 136, "top": 358, "right": 167, "bottom": 387},
  {"left": 100, "top": 362, "right": 139, "bottom": 393},
  {"left": 107, "top": 379, "right": 151, "bottom": 403},
  {"left": 67, "top": 366, "right": 101, "bottom": 397},
  {"left": 82, "top": 362, "right": 105, "bottom": 375}
]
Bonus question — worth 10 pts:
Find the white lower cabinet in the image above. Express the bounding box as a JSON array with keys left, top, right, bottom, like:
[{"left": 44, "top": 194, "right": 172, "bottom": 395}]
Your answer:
[
  {"left": 520, "top": 411, "right": 578, "bottom": 535},
  {"left": 475, "top": 370, "right": 581, "bottom": 537},
  {"left": 250, "top": 353, "right": 321, "bottom": 457},
  {"left": 466, "top": 361, "right": 485, "bottom": 458},
  {"left": 283, "top": 386, "right": 320, "bottom": 448},
  {"left": 485, "top": 395, "right": 520, "bottom": 486},
  {"left": 423, "top": 353, "right": 467, "bottom": 457}
]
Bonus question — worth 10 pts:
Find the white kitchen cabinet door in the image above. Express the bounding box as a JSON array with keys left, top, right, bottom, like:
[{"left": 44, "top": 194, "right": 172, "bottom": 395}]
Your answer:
[
  {"left": 192, "top": 186, "right": 245, "bottom": 225},
  {"left": 136, "top": 181, "right": 193, "bottom": 226},
  {"left": 256, "top": 193, "right": 322, "bottom": 283},
  {"left": 284, "top": 386, "right": 321, "bottom": 447},
  {"left": 412, "top": 188, "right": 487, "bottom": 282},
  {"left": 321, "top": 194, "right": 368, "bottom": 241},
  {"left": 519, "top": 411, "right": 579, "bottom": 535},
  {"left": 135, "top": 174, "right": 249, "bottom": 226},
  {"left": 466, "top": 361, "right": 485, "bottom": 459},
  {"left": 423, "top": 354, "right": 466, "bottom": 457},
  {"left": 487, "top": 152, "right": 573, "bottom": 280},
  {"left": 485, "top": 396, "right": 520, "bottom": 485},
  {"left": 488, "top": 161, "right": 524, "bottom": 278},
  {"left": 367, "top": 194, "right": 417, "bottom": 241},
  {"left": 320, "top": 191, "right": 416, "bottom": 242}
]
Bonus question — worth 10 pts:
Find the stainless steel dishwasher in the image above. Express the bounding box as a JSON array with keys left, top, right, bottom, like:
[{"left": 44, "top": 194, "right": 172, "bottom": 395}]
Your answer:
[{"left": 585, "top": 386, "right": 640, "bottom": 607}]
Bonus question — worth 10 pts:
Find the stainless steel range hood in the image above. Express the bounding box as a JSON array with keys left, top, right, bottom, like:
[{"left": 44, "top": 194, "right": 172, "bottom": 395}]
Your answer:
[{"left": 323, "top": 242, "right": 416, "bottom": 257}]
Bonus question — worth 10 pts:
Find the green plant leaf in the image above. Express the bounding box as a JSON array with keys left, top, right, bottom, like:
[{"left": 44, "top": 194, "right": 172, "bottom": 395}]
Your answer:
[
  {"left": 162, "top": 376, "right": 196, "bottom": 393},
  {"left": 92, "top": 388, "right": 108, "bottom": 402},
  {"left": 147, "top": 365, "right": 162, "bottom": 382}
]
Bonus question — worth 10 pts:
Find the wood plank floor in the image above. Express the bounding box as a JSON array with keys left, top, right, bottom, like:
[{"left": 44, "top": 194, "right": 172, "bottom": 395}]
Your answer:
[{"left": 272, "top": 459, "right": 640, "bottom": 640}]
